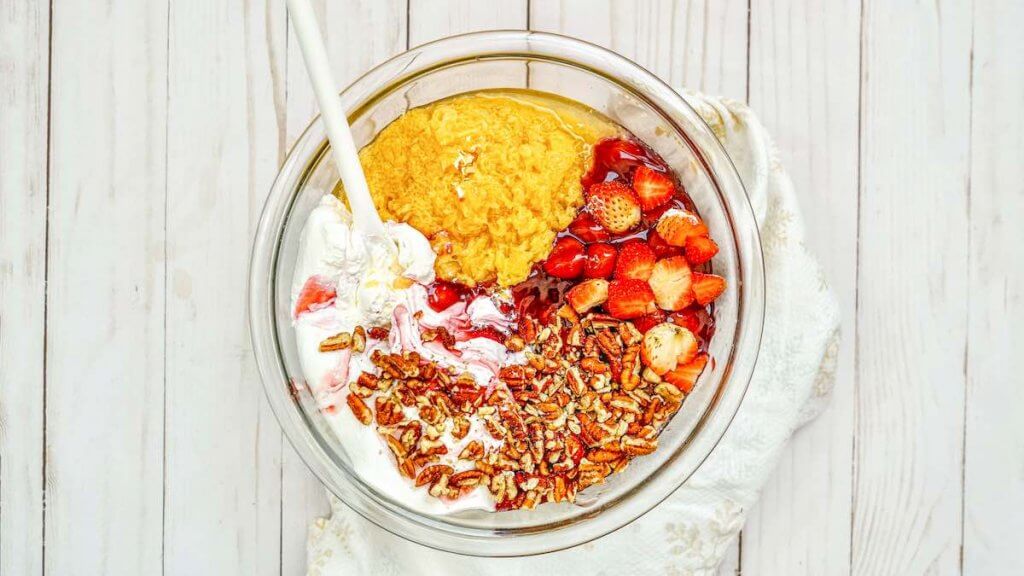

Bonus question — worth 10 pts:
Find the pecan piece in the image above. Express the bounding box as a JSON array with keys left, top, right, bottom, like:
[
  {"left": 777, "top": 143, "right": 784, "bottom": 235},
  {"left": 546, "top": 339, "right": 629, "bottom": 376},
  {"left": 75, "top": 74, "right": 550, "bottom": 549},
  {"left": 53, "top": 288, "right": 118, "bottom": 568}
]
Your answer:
[
  {"left": 580, "top": 356, "right": 609, "bottom": 374},
  {"left": 415, "top": 464, "right": 453, "bottom": 487},
  {"left": 319, "top": 332, "right": 352, "bottom": 352},
  {"left": 459, "top": 440, "right": 484, "bottom": 461},
  {"left": 621, "top": 436, "right": 657, "bottom": 456},
  {"left": 352, "top": 326, "right": 367, "bottom": 353},
  {"left": 450, "top": 469, "right": 486, "bottom": 488},
  {"left": 375, "top": 397, "right": 403, "bottom": 426},
  {"left": 346, "top": 393, "right": 372, "bottom": 425}
]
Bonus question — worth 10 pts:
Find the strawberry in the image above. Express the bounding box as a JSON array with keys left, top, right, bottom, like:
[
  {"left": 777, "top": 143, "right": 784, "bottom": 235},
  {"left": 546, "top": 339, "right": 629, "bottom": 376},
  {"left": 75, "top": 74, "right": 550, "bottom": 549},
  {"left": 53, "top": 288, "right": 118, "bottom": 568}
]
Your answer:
[
  {"left": 584, "top": 243, "right": 618, "bottom": 279},
  {"left": 566, "top": 279, "right": 609, "bottom": 314},
  {"left": 542, "top": 236, "right": 586, "bottom": 279},
  {"left": 663, "top": 353, "right": 708, "bottom": 393},
  {"left": 293, "top": 275, "right": 337, "bottom": 318},
  {"left": 631, "top": 309, "right": 666, "bottom": 334},
  {"left": 641, "top": 323, "right": 699, "bottom": 375},
  {"left": 648, "top": 256, "right": 694, "bottom": 311},
  {"left": 668, "top": 307, "right": 710, "bottom": 335},
  {"left": 588, "top": 181, "right": 641, "bottom": 234},
  {"left": 685, "top": 235, "right": 719, "bottom": 265},
  {"left": 426, "top": 280, "right": 468, "bottom": 312},
  {"left": 690, "top": 273, "right": 727, "bottom": 305},
  {"left": 632, "top": 165, "right": 675, "bottom": 211},
  {"left": 593, "top": 138, "right": 647, "bottom": 175},
  {"left": 568, "top": 212, "right": 610, "bottom": 242},
  {"left": 647, "top": 229, "right": 684, "bottom": 259},
  {"left": 655, "top": 210, "right": 709, "bottom": 247},
  {"left": 605, "top": 279, "right": 657, "bottom": 320},
  {"left": 614, "top": 240, "right": 656, "bottom": 281}
]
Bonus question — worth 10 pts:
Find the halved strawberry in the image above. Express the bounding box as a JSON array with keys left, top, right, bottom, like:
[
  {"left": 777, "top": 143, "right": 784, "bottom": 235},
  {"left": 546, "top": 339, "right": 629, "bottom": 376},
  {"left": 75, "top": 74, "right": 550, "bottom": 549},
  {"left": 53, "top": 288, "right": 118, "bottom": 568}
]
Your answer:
[
  {"left": 632, "top": 166, "right": 675, "bottom": 211},
  {"left": 588, "top": 181, "right": 641, "bottom": 234},
  {"left": 568, "top": 212, "right": 610, "bottom": 242},
  {"left": 685, "top": 236, "right": 719, "bottom": 265},
  {"left": 631, "top": 309, "right": 666, "bottom": 334},
  {"left": 663, "top": 353, "right": 708, "bottom": 393},
  {"left": 566, "top": 279, "right": 609, "bottom": 314},
  {"left": 641, "top": 323, "right": 699, "bottom": 375},
  {"left": 542, "top": 237, "right": 586, "bottom": 279},
  {"left": 648, "top": 256, "right": 694, "bottom": 311},
  {"left": 294, "top": 275, "right": 337, "bottom": 318},
  {"left": 614, "top": 240, "right": 656, "bottom": 281},
  {"left": 655, "top": 209, "right": 709, "bottom": 247},
  {"left": 647, "top": 229, "right": 685, "bottom": 259},
  {"left": 605, "top": 279, "right": 657, "bottom": 320},
  {"left": 690, "top": 273, "right": 726, "bottom": 305},
  {"left": 584, "top": 243, "right": 618, "bottom": 279}
]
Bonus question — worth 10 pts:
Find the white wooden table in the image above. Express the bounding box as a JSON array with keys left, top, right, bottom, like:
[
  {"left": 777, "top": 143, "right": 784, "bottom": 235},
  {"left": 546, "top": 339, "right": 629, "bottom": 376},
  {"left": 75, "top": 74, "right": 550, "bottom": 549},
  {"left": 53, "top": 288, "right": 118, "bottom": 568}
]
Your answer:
[{"left": 2, "top": 1, "right": 1021, "bottom": 574}]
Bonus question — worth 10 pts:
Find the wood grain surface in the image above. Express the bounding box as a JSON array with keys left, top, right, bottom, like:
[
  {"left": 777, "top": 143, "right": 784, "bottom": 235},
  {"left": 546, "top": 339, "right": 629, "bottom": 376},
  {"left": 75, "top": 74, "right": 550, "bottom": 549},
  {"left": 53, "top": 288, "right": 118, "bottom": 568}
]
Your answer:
[{"left": 1, "top": 1, "right": 1021, "bottom": 574}]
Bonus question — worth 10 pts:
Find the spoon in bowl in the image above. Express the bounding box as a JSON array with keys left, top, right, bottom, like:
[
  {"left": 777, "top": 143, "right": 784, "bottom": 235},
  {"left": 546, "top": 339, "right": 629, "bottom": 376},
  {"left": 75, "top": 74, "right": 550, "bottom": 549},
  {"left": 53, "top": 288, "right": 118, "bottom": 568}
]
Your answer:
[{"left": 286, "top": 0, "right": 385, "bottom": 237}]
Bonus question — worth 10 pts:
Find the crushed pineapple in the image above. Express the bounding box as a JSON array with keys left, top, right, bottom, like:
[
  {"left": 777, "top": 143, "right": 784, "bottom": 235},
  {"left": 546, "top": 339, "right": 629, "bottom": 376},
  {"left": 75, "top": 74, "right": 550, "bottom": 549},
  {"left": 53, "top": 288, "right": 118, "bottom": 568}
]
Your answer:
[{"left": 338, "top": 90, "right": 617, "bottom": 286}]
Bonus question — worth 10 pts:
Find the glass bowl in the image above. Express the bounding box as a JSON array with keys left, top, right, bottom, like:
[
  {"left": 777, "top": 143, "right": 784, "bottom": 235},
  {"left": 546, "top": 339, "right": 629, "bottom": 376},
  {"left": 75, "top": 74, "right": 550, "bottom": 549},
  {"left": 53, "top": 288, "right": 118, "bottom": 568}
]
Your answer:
[{"left": 249, "top": 30, "right": 764, "bottom": 557}]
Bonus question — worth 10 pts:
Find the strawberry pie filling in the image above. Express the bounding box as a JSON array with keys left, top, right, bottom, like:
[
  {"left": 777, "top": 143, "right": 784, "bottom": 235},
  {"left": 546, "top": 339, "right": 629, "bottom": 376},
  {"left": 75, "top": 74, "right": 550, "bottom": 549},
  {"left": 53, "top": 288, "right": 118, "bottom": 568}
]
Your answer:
[{"left": 293, "top": 107, "right": 725, "bottom": 514}]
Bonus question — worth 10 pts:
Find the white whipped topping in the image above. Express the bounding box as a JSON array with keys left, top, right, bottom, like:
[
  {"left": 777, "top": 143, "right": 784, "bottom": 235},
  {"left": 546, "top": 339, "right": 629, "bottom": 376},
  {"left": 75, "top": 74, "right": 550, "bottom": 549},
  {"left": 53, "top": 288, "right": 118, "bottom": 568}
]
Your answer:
[{"left": 292, "top": 193, "right": 507, "bottom": 515}]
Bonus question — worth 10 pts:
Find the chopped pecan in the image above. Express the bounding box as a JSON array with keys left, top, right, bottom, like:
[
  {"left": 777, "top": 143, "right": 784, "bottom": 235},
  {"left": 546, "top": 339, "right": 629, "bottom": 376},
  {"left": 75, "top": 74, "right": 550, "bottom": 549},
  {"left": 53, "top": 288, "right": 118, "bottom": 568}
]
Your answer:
[
  {"left": 346, "top": 394, "right": 372, "bottom": 425},
  {"left": 459, "top": 440, "right": 484, "bottom": 460},
  {"left": 352, "top": 326, "right": 367, "bottom": 353},
  {"left": 415, "top": 464, "right": 453, "bottom": 487},
  {"left": 319, "top": 332, "right": 352, "bottom": 352},
  {"left": 375, "top": 397, "right": 403, "bottom": 426},
  {"left": 450, "top": 469, "right": 486, "bottom": 488}
]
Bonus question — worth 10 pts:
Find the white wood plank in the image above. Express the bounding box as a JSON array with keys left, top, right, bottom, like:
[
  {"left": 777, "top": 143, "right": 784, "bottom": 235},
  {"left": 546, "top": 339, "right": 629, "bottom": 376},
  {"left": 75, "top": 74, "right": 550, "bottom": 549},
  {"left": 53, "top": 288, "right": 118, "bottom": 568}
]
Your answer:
[
  {"left": 409, "top": 0, "right": 528, "bottom": 47},
  {"left": 530, "top": 0, "right": 748, "bottom": 101},
  {"left": 740, "top": 0, "right": 860, "bottom": 573},
  {"left": 0, "top": 2, "right": 48, "bottom": 575},
  {"left": 854, "top": 1, "right": 972, "bottom": 574},
  {"left": 962, "top": 0, "right": 1024, "bottom": 572},
  {"left": 163, "top": 1, "right": 286, "bottom": 574},
  {"left": 281, "top": 2, "right": 408, "bottom": 573},
  {"left": 44, "top": 1, "right": 167, "bottom": 573},
  {"left": 531, "top": 2, "right": 747, "bottom": 571}
]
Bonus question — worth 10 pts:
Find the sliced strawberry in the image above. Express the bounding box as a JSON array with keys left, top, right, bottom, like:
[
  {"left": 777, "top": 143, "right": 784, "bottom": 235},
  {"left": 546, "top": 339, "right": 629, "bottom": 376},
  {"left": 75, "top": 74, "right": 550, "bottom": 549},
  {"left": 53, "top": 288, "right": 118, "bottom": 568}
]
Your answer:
[
  {"left": 668, "top": 307, "right": 710, "bottom": 335},
  {"left": 632, "top": 166, "right": 675, "bottom": 211},
  {"left": 588, "top": 181, "right": 641, "bottom": 234},
  {"left": 605, "top": 279, "right": 657, "bottom": 320},
  {"left": 648, "top": 256, "right": 694, "bottom": 311},
  {"left": 690, "top": 273, "right": 727, "bottom": 305},
  {"left": 663, "top": 353, "right": 708, "bottom": 393},
  {"left": 641, "top": 323, "right": 698, "bottom": 375},
  {"left": 614, "top": 240, "right": 656, "bottom": 281},
  {"left": 566, "top": 279, "right": 609, "bottom": 314},
  {"left": 293, "top": 275, "right": 336, "bottom": 318},
  {"left": 631, "top": 309, "right": 666, "bottom": 334},
  {"left": 584, "top": 243, "right": 618, "bottom": 279},
  {"left": 568, "top": 212, "right": 610, "bottom": 242},
  {"left": 655, "top": 210, "right": 709, "bottom": 247},
  {"left": 542, "top": 237, "right": 586, "bottom": 279},
  {"left": 685, "top": 236, "right": 719, "bottom": 265},
  {"left": 593, "top": 138, "right": 646, "bottom": 175},
  {"left": 647, "top": 229, "right": 685, "bottom": 259}
]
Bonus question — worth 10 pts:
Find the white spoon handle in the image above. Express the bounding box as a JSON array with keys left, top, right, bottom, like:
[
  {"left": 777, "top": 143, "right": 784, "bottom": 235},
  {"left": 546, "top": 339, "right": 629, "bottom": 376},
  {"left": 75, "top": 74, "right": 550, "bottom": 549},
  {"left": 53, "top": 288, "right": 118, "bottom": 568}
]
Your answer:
[{"left": 287, "top": 0, "right": 385, "bottom": 236}]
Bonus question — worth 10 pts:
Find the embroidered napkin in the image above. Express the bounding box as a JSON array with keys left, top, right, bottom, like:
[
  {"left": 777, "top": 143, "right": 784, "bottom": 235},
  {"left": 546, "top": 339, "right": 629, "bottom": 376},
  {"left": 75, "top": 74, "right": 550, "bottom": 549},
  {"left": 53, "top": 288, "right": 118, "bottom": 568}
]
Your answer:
[{"left": 305, "top": 94, "right": 842, "bottom": 576}]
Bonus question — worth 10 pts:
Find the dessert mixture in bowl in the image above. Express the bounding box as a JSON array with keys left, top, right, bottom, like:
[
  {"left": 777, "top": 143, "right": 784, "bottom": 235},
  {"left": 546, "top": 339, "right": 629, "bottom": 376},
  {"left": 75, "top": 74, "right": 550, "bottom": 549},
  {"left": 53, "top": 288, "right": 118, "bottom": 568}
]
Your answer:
[{"left": 251, "top": 31, "right": 763, "bottom": 556}]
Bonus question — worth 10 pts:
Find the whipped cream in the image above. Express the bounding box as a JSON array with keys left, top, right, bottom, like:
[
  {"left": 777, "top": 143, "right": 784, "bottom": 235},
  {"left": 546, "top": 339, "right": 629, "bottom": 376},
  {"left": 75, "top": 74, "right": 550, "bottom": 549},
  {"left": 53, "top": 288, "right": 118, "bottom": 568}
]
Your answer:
[{"left": 292, "top": 193, "right": 516, "bottom": 515}]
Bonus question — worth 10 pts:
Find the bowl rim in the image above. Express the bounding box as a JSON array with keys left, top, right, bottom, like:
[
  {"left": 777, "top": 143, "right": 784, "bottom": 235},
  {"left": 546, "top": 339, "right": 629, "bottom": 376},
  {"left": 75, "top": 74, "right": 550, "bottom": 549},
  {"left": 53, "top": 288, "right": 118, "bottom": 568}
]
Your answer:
[{"left": 249, "top": 29, "right": 765, "bottom": 556}]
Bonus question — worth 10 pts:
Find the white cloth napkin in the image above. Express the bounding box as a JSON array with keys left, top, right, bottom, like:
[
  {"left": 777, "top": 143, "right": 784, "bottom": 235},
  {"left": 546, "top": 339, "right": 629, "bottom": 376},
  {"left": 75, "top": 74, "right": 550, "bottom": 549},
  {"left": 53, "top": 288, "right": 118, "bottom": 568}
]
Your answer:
[{"left": 306, "top": 94, "right": 842, "bottom": 576}]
